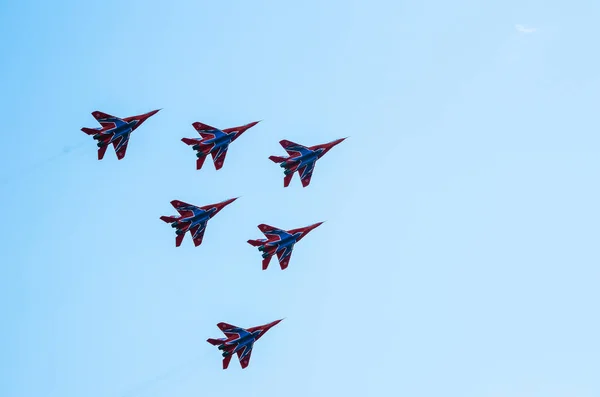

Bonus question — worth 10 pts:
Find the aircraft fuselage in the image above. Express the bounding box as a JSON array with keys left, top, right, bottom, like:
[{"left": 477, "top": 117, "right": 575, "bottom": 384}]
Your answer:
[
  {"left": 172, "top": 208, "right": 215, "bottom": 229},
  {"left": 280, "top": 148, "right": 323, "bottom": 170},
  {"left": 202, "top": 130, "right": 233, "bottom": 148}
]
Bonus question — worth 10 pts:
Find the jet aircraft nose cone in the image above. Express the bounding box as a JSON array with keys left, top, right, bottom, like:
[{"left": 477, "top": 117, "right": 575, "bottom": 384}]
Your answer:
[
  {"left": 145, "top": 109, "right": 161, "bottom": 117},
  {"left": 220, "top": 197, "right": 239, "bottom": 206},
  {"left": 330, "top": 137, "right": 347, "bottom": 146},
  {"left": 240, "top": 121, "right": 260, "bottom": 131}
]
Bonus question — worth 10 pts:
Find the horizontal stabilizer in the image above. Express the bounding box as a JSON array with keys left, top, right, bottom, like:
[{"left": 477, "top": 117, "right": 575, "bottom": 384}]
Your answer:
[
  {"left": 262, "top": 256, "right": 272, "bottom": 270},
  {"left": 207, "top": 338, "right": 225, "bottom": 346},
  {"left": 181, "top": 137, "right": 200, "bottom": 145},
  {"left": 196, "top": 155, "right": 207, "bottom": 170},
  {"left": 98, "top": 145, "right": 108, "bottom": 160},
  {"left": 283, "top": 172, "right": 293, "bottom": 187},
  {"left": 81, "top": 127, "right": 100, "bottom": 135},
  {"left": 160, "top": 216, "right": 177, "bottom": 223},
  {"left": 222, "top": 354, "right": 232, "bottom": 370},
  {"left": 269, "top": 155, "right": 287, "bottom": 163},
  {"left": 247, "top": 239, "right": 263, "bottom": 247}
]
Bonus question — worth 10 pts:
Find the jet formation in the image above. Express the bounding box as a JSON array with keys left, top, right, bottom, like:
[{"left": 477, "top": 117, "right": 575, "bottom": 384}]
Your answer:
[{"left": 80, "top": 109, "right": 346, "bottom": 369}]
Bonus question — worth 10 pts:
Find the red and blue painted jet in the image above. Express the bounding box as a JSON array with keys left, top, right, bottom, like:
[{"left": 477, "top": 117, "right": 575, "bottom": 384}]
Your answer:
[
  {"left": 268, "top": 137, "right": 347, "bottom": 187},
  {"left": 160, "top": 197, "right": 237, "bottom": 247},
  {"left": 207, "top": 319, "right": 283, "bottom": 369},
  {"left": 247, "top": 222, "right": 324, "bottom": 270},
  {"left": 81, "top": 109, "right": 160, "bottom": 160},
  {"left": 181, "top": 120, "right": 260, "bottom": 170}
]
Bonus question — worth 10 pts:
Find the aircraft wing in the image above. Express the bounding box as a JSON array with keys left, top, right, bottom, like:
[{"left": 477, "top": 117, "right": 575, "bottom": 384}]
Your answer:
[
  {"left": 112, "top": 135, "right": 130, "bottom": 160},
  {"left": 257, "top": 224, "right": 288, "bottom": 239},
  {"left": 170, "top": 200, "right": 199, "bottom": 215},
  {"left": 189, "top": 221, "right": 207, "bottom": 247},
  {"left": 279, "top": 139, "right": 310, "bottom": 156},
  {"left": 210, "top": 146, "right": 229, "bottom": 170},
  {"left": 217, "top": 322, "right": 249, "bottom": 338},
  {"left": 92, "top": 111, "right": 126, "bottom": 129},
  {"left": 297, "top": 161, "right": 316, "bottom": 187},
  {"left": 192, "top": 122, "right": 224, "bottom": 140},
  {"left": 236, "top": 344, "right": 254, "bottom": 369},
  {"left": 276, "top": 246, "right": 293, "bottom": 270}
]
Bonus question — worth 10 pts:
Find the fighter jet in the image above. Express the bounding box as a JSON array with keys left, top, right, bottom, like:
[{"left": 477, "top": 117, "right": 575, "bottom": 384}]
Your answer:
[
  {"left": 207, "top": 319, "right": 283, "bottom": 369},
  {"left": 268, "top": 137, "right": 346, "bottom": 187},
  {"left": 160, "top": 197, "right": 237, "bottom": 247},
  {"left": 247, "top": 222, "right": 323, "bottom": 270},
  {"left": 81, "top": 109, "right": 160, "bottom": 160},
  {"left": 181, "top": 120, "right": 260, "bottom": 170}
]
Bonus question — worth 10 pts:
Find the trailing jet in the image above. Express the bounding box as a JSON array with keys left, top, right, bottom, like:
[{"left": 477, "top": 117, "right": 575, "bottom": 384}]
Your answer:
[
  {"left": 247, "top": 222, "right": 323, "bottom": 270},
  {"left": 181, "top": 120, "right": 260, "bottom": 170},
  {"left": 160, "top": 197, "right": 237, "bottom": 247},
  {"left": 81, "top": 109, "right": 160, "bottom": 160},
  {"left": 207, "top": 319, "right": 283, "bottom": 369},
  {"left": 268, "top": 137, "right": 346, "bottom": 187}
]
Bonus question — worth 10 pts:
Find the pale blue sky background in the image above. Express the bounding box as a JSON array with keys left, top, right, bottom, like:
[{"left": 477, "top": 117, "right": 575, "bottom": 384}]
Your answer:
[{"left": 1, "top": 1, "right": 600, "bottom": 396}]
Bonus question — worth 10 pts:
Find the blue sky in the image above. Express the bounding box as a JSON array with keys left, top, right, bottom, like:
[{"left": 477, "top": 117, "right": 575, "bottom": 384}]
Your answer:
[{"left": 1, "top": 1, "right": 600, "bottom": 396}]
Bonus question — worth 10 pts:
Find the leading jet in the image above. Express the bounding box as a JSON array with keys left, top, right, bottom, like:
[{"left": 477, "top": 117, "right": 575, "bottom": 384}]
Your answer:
[
  {"left": 81, "top": 109, "right": 160, "bottom": 160},
  {"left": 181, "top": 120, "right": 260, "bottom": 171},
  {"left": 268, "top": 137, "right": 346, "bottom": 187},
  {"left": 207, "top": 319, "right": 283, "bottom": 369},
  {"left": 160, "top": 197, "right": 237, "bottom": 247},
  {"left": 247, "top": 222, "right": 323, "bottom": 270}
]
